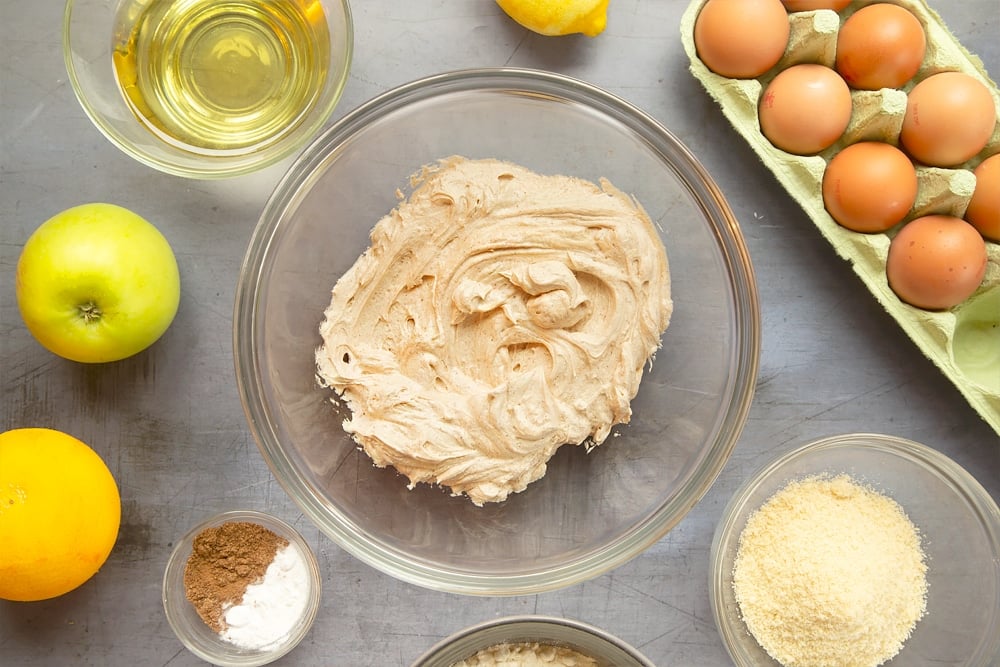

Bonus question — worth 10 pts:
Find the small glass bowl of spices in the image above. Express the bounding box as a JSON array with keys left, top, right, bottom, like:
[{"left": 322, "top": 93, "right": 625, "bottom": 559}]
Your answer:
[
  {"left": 710, "top": 433, "right": 1000, "bottom": 667},
  {"left": 162, "top": 510, "right": 322, "bottom": 666}
]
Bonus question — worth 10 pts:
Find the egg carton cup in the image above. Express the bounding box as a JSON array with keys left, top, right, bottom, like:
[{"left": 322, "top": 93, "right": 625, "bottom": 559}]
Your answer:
[{"left": 681, "top": 0, "right": 1000, "bottom": 435}]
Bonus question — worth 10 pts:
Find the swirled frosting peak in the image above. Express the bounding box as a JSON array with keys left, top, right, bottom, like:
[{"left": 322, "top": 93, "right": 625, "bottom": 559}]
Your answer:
[{"left": 316, "top": 157, "right": 672, "bottom": 505}]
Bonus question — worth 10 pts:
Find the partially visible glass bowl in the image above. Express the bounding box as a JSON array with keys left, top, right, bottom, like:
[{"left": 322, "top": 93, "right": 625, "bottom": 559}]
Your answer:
[
  {"left": 235, "top": 68, "right": 760, "bottom": 595},
  {"left": 63, "top": 0, "right": 353, "bottom": 179},
  {"left": 410, "top": 616, "right": 654, "bottom": 667},
  {"left": 710, "top": 433, "right": 1000, "bottom": 666}
]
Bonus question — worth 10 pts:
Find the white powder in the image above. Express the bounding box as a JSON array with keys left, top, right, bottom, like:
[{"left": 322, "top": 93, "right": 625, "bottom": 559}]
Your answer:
[
  {"left": 220, "top": 542, "right": 311, "bottom": 650},
  {"left": 452, "top": 642, "right": 598, "bottom": 667}
]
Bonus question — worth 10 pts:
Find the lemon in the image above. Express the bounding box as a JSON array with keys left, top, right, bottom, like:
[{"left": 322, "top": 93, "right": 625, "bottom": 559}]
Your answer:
[
  {"left": 496, "top": 0, "right": 609, "bottom": 37},
  {"left": 0, "top": 428, "right": 121, "bottom": 601}
]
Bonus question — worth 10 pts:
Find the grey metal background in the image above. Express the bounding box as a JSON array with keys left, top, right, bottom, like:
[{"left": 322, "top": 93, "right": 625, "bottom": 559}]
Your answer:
[{"left": 1, "top": 2, "right": 997, "bottom": 665}]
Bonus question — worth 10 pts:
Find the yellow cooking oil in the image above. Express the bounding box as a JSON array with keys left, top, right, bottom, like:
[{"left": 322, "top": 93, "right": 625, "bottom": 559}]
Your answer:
[{"left": 112, "top": 0, "right": 330, "bottom": 153}]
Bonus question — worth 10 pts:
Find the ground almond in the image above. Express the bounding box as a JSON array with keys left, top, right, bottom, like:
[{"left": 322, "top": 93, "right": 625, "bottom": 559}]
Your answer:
[{"left": 733, "top": 474, "right": 927, "bottom": 667}]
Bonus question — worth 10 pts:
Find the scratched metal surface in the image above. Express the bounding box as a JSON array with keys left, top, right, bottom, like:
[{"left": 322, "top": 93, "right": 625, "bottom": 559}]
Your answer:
[{"left": 1, "top": 2, "right": 997, "bottom": 666}]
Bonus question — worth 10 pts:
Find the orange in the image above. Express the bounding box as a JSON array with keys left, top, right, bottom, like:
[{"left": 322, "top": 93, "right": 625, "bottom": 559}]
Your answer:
[{"left": 0, "top": 427, "right": 121, "bottom": 601}]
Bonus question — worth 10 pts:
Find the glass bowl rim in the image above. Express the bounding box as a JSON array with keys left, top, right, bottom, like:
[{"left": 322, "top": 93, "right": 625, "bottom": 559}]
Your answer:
[
  {"left": 62, "top": 0, "right": 355, "bottom": 179},
  {"left": 708, "top": 431, "right": 1000, "bottom": 666},
  {"left": 409, "top": 614, "right": 656, "bottom": 667},
  {"left": 161, "top": 509, "right": 323, "bottom": 666},
  {"left": 234, "top": 66, "right": 761, "bottom": 595}
]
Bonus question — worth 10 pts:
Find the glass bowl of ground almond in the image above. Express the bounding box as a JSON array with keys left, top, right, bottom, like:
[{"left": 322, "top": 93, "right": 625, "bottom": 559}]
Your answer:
[
  {"left": 710, "top": 432, "right": 1000, "bottom": 667},
  {"left": 162, "top": 510, "right": 322, "bottom": 666},
  {"left": 410, "top": 615, "right": 654, "bottom": 667},
  {"left": 235, "top": 67, "right": 760, "bottom": 595}
]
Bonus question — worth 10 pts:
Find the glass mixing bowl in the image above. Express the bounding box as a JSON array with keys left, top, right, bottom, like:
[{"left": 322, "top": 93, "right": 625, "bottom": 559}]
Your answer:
[
  {"left": 63, "top": 0, "right": 353, "bottom": 179},
  {"left": 710, "top": 433, "right": 1000, "bottom": 666},
  {"left": 410, "top": 616, "right": 654, "bottom": 667},
  {"left": 234, "top": 68, "right": 760, "bottom": 595}
]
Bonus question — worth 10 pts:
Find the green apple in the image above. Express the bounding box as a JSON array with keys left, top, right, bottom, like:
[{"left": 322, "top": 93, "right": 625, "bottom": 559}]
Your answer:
[{"left": 16, "top": 203, "right": 181, "bottom": 363}]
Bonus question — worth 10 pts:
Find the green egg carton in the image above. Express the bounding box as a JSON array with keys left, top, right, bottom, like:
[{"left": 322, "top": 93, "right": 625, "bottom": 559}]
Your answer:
[{"left": 681, "top": 0, "right": 1000, "bottom": 436}]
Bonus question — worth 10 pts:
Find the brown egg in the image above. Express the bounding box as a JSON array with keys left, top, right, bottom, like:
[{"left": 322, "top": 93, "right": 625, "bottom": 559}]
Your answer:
[
  {"left": 694, "top": 0, "right": 790, "bottom": 79},
  {"left": 965, "top": 154, "right": 1000, "bottom": 242},
  {"left": 782, "top": 0, "right": 850, "bottom": 10},
  {"left": 886, "top": 215, "right": 988, "bottom": 310},
  {"left": 759, "top": 64, "right": 852, "bottom": 155},
  {"left": 900, "top": 72, "right": 998, "bottom": 167},
  {"left": 823, "top": 142, "right": 917, "bottom": 233},
  {"left": 835, "top": 4, "right": 926, "bottom": 90}
]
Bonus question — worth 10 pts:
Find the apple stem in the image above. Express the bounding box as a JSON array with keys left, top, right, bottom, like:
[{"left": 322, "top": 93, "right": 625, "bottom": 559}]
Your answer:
[{"left": 79, "top": 302, "right": 102, "bottom": 323}]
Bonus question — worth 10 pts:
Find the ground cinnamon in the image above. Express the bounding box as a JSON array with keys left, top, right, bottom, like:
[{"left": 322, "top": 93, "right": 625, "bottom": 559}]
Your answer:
[{"left": 183, "top": 521, "right": 288, "bottom": 633}]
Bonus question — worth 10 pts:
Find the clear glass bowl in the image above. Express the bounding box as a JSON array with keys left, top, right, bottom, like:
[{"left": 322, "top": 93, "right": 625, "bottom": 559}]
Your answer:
[
  {"left": 234, "top": 68, "right": 760, "bottom": 595},
  {"left": 162, "top": 510, "right": 322, "bottom": 666},
  {"left": 710, "top": 433, "right": 1000, "bottom": 666},
  {"left": 410, "top": 616, "right": 654, "bottom": 667},
  {"left": 63, "top": 0, "right": 353, "bottom": 179}
]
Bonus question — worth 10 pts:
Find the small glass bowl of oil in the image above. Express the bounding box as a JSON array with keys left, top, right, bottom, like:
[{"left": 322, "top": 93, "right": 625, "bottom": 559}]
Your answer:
[{"left": 64, "top": 0, "right": 352, "bottom": 179}]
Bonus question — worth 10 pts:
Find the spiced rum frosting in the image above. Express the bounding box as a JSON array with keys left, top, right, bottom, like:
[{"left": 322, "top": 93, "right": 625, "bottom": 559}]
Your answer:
[{"left": 316, "top": 157, "right": 672, "bottom": 505}]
